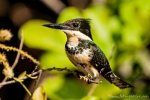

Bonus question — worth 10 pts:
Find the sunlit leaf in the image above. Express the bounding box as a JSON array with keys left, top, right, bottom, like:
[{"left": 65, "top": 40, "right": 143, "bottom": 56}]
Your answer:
[
  {"left": 32, "top": 86, "right": 47, "bottom": 100},
  {"left": 19, "top": 19, "right": 66, "bottom": 53},
  {"left": 18, "top": 71, "right": 26, "bottom": 78},
  {"left": 40, "top": 51, "right": 74, "bottom": 70},
  {"left": 57, "top": 7, "right": 82, "bottom": 23},
  {"left": 42, "top": 75, "right": 65, "bottom": 100},
  {"left": 83, "top": 5, "right": 114, "bottom": 56}
]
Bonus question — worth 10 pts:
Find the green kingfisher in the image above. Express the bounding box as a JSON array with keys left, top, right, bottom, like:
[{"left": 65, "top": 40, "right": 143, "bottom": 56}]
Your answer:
[{"left": 42, "top": 18, "right": 134, "bottom": 89}]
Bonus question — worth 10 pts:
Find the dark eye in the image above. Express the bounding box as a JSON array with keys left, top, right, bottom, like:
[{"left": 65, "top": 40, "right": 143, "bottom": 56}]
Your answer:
[{"left": 73, "top": 23, "right": 78, "bottom": 27}]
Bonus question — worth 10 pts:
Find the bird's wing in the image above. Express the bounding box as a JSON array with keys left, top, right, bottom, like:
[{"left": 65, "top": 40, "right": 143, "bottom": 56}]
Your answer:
[
  {"left": 89, "top": 42, "right": 113, "bottom": 82},
  {"left": 89, "top": 42, "right": 134, "bottom": 89}
]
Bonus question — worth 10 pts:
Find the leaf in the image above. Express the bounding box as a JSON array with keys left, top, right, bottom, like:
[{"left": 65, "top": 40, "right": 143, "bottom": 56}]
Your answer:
[
  {"left": 32, "top": 86, "right": 47, "bottom": 100},
  {"left": 55, "top": 78, "right": 86, "bottom": 99},
  {"left": 13, "top": 77, "right": 24, "bottom": 82},
  {"left": 40, "top": 51, "right": 74, "bottom": 70},
  {"left": 18, "top": 71, "right": 26, "bottom": 78},
  {"left": 57, "top": 7, "right": 82, "bottom": 23},
  {"left": 42, "top": 75, "right": 65, "bottom": 100},
  {"left": 19, "top": 19, "right": 66, "bottom": 53},
  {"left": 26, "top": 74, "right": 38, "bottom": 79},
  {"left": 13, "top": 77, "right": 31, "bottom": 96}
]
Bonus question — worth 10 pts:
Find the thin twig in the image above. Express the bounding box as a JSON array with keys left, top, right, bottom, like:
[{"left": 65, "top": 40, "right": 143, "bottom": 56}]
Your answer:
[
  {"left": 0, "top": 70, "right": 42, "bottom": 86},
  {"left": 12, "top": 30, "right": 24, "bottom": 69},
  {"left": 0, "top": 31, "right": 24, "bottom": 89},
  {"left": 0, "top": 67, "right": 76, "bottom": 87},
  {"left": 31, "top": 66, "right": 38, "bottom": 74}
]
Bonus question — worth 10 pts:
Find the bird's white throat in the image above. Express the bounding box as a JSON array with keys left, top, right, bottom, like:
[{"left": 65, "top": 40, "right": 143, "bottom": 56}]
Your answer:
[{"left": 62, "top": 30, "right": 92, "bottom": 41}]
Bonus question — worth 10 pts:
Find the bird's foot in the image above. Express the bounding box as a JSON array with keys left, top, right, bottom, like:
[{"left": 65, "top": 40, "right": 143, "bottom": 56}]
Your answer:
[
  {"left": 87, "top": 74, "right": 102, "bottom": 84},
  {"left": 79, "top": 75, "right": 89, "bottom": 82},
  {"left": 79, "top": 75, "right": 102, "bottom": 84}
]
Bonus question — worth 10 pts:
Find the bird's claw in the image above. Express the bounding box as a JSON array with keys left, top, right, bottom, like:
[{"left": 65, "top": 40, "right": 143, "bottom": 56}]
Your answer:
[
  {"left": 79, "top": 75, "right": 102, "bottom": 84},
  {"left": 80, "top": 75, "right": 89, "bottom": 81}
]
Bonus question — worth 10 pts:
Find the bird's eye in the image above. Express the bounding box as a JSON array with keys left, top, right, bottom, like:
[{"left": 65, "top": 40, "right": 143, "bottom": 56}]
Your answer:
[{"left": 73, "top": 23, "right": 78, "bottom": 27}]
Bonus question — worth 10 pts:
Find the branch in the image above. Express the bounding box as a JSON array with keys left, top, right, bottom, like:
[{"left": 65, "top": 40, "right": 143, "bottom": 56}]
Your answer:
[
  {"left": 0, "top": 31, "right": 24, "bottom": 88},
  {"left": 12, "top": 30, "right": 24, "bottom": 69},
  {"left": 0, "top": 69, "right": 42, "bottom": 87},
  {"left": 0, "top": 67, "right": 76, "bottom": 87},
  {"left": 0, "top": 66, "right": 102, "bottom": 87}
]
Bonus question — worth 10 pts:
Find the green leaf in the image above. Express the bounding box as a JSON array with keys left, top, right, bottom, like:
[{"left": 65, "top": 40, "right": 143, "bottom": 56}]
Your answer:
[
  {"left": 13, "top": 77, "right": 23, "bottom": 82},
  {"left": 57, "top": 7, "right": 82, "bottom": 23},
  {"left": 55, "top": 78, "right": 86, "bottom": 99},
  {"left": 19, "top": 19, "right": 66, "bottom": 53},
  {"left": 40, "top": 51, "right": 74, "bottom": 70},
  {"left": 32, "top": 86, "right": 46, "bottom": 100},
  {"left": 18, "top": 71, "right": 26, "bottom": 78},
  {"left": 42, "top": 75, "right": 65, "bottom": 100},
  {"left": 13, "top": 77, "right": 31, "bottom": 96}
]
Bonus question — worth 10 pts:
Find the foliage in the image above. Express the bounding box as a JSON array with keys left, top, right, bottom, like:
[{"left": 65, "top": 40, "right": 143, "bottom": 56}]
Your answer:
[{"left": 20, "top": 0, "right": 150, "bottom": 99}]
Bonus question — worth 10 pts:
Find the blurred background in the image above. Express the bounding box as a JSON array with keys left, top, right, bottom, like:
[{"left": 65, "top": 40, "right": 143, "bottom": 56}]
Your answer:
[{"left": 0, "top": 0, "right": 150, "bottom": 100}]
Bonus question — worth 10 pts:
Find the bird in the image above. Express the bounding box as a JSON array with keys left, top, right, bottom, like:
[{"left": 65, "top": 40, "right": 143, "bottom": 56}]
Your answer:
[{"left": 42, "top": 18, "right": 134, "bottom": 89}]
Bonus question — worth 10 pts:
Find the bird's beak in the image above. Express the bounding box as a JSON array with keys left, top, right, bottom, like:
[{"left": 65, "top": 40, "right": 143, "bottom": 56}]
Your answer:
[{"left": 42, "top": 23, "right": 70, "bottom": 30}]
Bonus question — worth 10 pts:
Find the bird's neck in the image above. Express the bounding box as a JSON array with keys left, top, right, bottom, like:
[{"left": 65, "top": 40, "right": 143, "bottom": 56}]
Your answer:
[
  {"left": 66, "top": 36, "right": 79, "bottom": 47},
  {"left": 62, "top": 30, "right": 92, "bottom": 47}
]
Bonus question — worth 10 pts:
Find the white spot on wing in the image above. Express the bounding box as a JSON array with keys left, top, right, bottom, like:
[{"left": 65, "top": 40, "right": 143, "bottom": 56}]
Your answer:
[
  {"left": 95, "top": 64, "right": 98, "bottom": 67},
  {"left": 100, "top": 68, "right": 104, "bottom": 73}
]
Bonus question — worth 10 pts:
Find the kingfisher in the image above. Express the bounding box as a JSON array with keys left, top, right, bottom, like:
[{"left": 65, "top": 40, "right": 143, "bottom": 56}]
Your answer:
[{"left": 43, "top": 18, "right": 134, "bottom": 89}]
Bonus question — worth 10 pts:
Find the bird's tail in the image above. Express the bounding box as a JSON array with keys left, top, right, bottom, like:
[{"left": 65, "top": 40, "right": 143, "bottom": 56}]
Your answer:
[
  {"left": 104, "top": 72, "right": 134, "bottom": 89},
  {"left": 111, "top": 75, "right": 134, "bottom": 89}
]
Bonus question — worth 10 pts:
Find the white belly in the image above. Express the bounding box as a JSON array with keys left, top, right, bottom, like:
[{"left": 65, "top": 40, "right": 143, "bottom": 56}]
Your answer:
[{"left": 66, "top": 49, "right": 99, "bottom": 79}]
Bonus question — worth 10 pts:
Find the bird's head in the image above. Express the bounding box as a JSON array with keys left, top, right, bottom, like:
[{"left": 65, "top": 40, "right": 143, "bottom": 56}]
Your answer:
[{"left": 43, "top": 18, "right": 93, "bottom": 40}]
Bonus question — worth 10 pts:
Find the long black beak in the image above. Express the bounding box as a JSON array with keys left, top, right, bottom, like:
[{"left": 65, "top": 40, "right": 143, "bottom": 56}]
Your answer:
[{"left": 42, "top": 23, "right": 70, "bottom": 30}]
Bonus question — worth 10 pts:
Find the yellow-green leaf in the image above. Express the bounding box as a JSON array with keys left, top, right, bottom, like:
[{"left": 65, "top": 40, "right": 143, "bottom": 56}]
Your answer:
[{"left": 18, "top": 71, "right": 26, "bottom": 78}]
